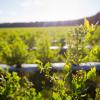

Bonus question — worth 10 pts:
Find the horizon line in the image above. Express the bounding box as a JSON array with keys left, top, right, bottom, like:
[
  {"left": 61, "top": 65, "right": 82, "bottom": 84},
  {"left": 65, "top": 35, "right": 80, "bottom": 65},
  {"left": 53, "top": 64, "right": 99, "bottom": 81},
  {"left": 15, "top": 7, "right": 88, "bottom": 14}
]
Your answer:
[{"left": 0, "top": 11, "right": 99, "bottom": 24}]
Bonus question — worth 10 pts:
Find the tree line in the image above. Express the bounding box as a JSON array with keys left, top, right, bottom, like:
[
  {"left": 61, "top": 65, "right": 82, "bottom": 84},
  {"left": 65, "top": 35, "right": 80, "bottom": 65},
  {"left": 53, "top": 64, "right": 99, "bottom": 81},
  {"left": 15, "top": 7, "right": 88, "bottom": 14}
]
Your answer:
[{"left": 0, "top": 12, "right": 100, "bottom": 28}]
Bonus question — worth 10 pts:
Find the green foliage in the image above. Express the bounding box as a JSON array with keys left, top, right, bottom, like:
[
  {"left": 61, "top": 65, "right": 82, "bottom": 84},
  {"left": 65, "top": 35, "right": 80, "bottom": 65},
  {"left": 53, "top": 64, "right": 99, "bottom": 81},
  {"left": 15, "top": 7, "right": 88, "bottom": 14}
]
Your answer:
[
  {"left": 83, "top": 46, "right": 100, "bottom": 62},
  {"left": 70, "top": 68, "right": 96, "bottom": 99},
  {"left": 65, "top": 19, "right": 99, "bottom": 64},
  {"left": 0, "top": 19, "right": 99, "bottom": 99},
  {"left": 20, "top": 33, "right": 36, "bottom": 50},
  {"left": 0, "top": 26, "right": 99, "bottom": 63},
  {"left": 33, "top": 60, "right": 54, "bottom": 92},
  {"left": 34, "top": 59, "right": 51, "bottom": 75},
  {"left": 0, "top": 37, "right": 30, "bottom": 67},
  {"left": 35, "top": 33, "right": 59, "bottom": 65},
  {"left": 0, "top": 69, "right": 43, "bottom": 100},
  {"left": 96, "top": 88, "right": 100, "bottom": 100}
]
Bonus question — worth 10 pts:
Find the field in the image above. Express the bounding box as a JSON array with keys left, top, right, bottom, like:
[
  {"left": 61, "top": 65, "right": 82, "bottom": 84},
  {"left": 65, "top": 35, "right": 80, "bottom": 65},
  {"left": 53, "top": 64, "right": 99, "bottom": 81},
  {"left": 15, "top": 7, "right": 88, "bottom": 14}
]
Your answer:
[
  {"left": 0, "top": 26, "right": 74, "bottom": 43},
  {"left": 0, "top": 24, "right": 100, "bottom": 99},
  {"left": 0, "top": 26, "right": 76, "bottom": 64},
  {"left": 0, "top": 25, "right": 99, "bottom": 44}
]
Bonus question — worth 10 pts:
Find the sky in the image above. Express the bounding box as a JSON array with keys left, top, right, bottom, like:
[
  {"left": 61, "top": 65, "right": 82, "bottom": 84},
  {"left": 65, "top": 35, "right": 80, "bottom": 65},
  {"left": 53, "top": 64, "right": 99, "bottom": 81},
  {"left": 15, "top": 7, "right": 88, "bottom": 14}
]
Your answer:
[{"left": 0, "top": 0, "right": 100, "bottom": 23}]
